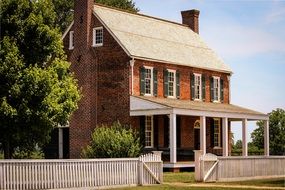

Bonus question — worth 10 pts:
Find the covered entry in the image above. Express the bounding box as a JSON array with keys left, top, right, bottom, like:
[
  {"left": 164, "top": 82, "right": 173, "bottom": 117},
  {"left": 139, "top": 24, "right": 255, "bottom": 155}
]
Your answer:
[{"left": 130, "top": 96, "right": 269, "bottom": 168}]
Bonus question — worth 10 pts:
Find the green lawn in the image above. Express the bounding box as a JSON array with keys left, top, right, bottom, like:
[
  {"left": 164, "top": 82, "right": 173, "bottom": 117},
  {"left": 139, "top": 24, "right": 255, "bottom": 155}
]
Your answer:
[
  {"left": 219, "top": 177, "right": 285, "bottom": 187},
  {"left": 112, "top": 172, "right": 285, "bottom": 190}
]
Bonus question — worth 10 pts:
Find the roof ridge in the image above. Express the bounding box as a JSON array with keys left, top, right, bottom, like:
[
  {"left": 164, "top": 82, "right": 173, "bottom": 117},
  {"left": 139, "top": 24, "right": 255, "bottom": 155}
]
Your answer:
[{"left": 94, "top": 3, "right": 191, "bottom": 29}]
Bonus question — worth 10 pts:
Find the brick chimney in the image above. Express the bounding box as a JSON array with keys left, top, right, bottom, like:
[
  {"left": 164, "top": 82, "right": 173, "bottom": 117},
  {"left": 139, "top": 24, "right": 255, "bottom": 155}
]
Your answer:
[
  {"left": 181, "top": 9, "right": 200, "bottom": 34},
  {"left": 74, "top": 0, "right": 93, "bottom": 48}
]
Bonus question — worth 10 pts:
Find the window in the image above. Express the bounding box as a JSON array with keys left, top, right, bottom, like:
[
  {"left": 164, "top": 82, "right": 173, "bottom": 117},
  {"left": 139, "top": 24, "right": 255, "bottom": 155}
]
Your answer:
[
  {"left": 213, "top": 77, "right": 220, "bottom": 102},
  {"left": 168, "top": 71, "right": 175, "bottom": 97},
  {"left": 194, "top": 74, "right": 202, "bottom": 100},
  {"left": 164, "top": 69, "right": 179, "bottom": 98},
  {"left": 145, "top": 67, "right": 153, "bottom": 95},
  {"left": 93, "top": 27, "right": 103, "bottom": 46},
  {"left": 213, "top": 118, "right": 221, "bottom": 147},
  {"left": 140, "top": 66, "right": 157, "bottom": 96},
  {"left": 69, "top": 31, "right": 74, "bottom": 50},
  {"left": 145, "top": 116, "right": 153, "bottom": 148}
]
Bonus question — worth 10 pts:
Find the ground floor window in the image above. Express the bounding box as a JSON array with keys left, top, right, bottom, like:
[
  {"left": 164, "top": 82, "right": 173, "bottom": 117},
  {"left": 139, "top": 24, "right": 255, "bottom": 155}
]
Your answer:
[
  {"left": 145, "top": 116, "right": 153, "bottom": 148},
  {"left": 214, "top": 118, "right": 221, "bottom": 147}
]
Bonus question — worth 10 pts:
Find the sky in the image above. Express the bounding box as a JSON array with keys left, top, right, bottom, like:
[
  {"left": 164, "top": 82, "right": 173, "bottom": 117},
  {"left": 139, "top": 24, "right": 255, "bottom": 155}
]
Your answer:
[{"left": 134, "top": 0, "right": 285, "bottom": 142}]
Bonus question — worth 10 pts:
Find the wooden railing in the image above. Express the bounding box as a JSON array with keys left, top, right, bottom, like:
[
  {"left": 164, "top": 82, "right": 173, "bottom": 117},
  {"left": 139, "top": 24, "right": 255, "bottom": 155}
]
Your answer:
[
  {"left": 0, "top": 153, "right": 163, "bottom": 190},
  {"left": 195, "top": 151, "right": 285, "bottom": 182}
]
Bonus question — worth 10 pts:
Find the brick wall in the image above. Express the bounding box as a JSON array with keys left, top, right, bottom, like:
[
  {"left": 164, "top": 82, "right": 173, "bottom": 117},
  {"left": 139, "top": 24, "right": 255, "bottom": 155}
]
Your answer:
[
  {"left": 63, "top": 7, "right": 130, "bottom": 158},
  {"left": 132, "top": 60, "right": 230, "bottom": 104}
]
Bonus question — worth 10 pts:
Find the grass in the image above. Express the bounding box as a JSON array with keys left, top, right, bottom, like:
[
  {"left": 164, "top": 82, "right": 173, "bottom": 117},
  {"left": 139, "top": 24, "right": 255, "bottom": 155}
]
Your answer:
[
  {"left": 164, "top": 172, "right": 195, "bottom": 183},
  {"left": 112, "top": 172, "right": 285, "bottom": 190},
  {"left": 219, "top": 177, "right": 285, "bottom": 187}
]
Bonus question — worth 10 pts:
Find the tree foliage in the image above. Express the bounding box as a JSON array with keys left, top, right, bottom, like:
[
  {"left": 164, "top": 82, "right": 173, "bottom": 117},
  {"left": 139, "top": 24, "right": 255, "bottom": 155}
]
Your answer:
[
  {"left": 52, "top": 0, "right": 139, "bottom": 33},
  {"left": 0, "top": 0, "right": 81, "bottom": 158},
  {"left": 82, "top": 122, "right": 142, "bottom": 158},
  {"left": 251, "top": 108, "right": 285, "bottom": 155}
]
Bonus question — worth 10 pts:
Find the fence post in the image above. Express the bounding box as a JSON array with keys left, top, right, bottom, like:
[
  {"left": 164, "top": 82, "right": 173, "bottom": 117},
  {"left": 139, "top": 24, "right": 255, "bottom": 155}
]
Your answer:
[
  {"left": 137, "top": 158, "right": 143, "bottom": 186},
  {"left": 194, "top": 150, "right": 202, "bottom": 182}
]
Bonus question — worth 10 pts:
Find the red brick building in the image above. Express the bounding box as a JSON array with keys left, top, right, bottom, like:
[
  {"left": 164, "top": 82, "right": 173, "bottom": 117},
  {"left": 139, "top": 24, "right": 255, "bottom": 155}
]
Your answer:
[{"left": 53, "top": 0, "right": 269, "bottom": 169}]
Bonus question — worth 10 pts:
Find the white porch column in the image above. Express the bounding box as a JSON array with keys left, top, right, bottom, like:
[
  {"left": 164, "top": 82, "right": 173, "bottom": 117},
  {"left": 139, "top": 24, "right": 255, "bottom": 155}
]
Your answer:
[
  {"left": 58, "top": 128, "right": 63, "bottom": 159},
  {"left": 200, "top": 116, "right": 206, "bottom": 155},
  {"left": 169, "top": 113, "right": 177, "bottom": 163},
  {"left": 222, "top": 117, "right": 228, "bottom": 157},
  {"left": 242, "top": 119, "right": 248, "bottom": 156},
  {"left": 264, "top": 120, "right": 269, "bottom": 156}
]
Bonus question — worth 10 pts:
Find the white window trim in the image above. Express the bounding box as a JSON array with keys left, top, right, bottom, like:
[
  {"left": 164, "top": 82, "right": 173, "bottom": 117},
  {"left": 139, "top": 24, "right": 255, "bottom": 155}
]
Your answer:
[
  {"left": 69, "top": 31, "right": 74, "bottom": 50},
  {"left": 213, "top": 76, "right": 220, "bottom": 103},
  {"left": 92, "top": 27, "right": 103, "bottom": 47},
  {"left": 194, "top": 73, "right": 202, "bottom": 101},
  {"left": 167, "top": 69, "right": 176, "bottom": 98},
  {"left": 145, "top": 115, "right": 154, "bottom": 148},
  {"left": 144, "top": 66, "right": 153, "bottom": 96},
  {"left": 213, "top": 118, "right": 221, "bottom": 148}
]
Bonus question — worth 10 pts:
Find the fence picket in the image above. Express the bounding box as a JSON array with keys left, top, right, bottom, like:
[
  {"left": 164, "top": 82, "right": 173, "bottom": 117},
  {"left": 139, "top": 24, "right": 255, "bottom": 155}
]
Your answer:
[{"left": 0, "top": 153, "right": 162, "bottom": 189}]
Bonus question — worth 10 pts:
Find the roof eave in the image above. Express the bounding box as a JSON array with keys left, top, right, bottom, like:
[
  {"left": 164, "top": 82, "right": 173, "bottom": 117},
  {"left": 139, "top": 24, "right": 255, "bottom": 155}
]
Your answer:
[{"left": 132, "top": 56, "right": 233, "bottom": 74}]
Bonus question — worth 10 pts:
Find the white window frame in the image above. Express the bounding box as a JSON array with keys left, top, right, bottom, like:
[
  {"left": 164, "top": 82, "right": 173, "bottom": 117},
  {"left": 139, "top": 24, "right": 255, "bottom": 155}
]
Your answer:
[
  {"left": 213, "top": 118, "right": 221, "bottom": 148},
  {"left": 213, "top": 76, "right": 220, "bottom": 103},
  {"left": 194, "top": 73, "right": 202, "bottom": 101},
  {"left": 145, "top": 116, "right": 154, "bottom": 148},
  {"left": 144, "top": 66, "right": 153, "bottom": 96},
  {"left": 167, "top": 69, "right": 176, "bottom": 98},
  {"left": 92, "top": 27, "right": 103, "bottom": 47},
  {"left": 69, "top": 31, "right": 74, "bottom": 50}
]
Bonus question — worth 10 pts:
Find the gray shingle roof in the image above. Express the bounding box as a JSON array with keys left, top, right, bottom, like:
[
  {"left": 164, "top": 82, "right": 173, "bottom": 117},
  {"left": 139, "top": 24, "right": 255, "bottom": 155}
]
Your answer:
[{"left": 93, "top": 4, "right": 232, "bottom": 73}]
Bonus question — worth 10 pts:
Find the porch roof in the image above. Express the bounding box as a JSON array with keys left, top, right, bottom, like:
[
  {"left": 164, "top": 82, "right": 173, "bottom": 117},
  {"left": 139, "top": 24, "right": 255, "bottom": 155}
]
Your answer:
[{"left": 130, "top": 96, "right": 268, "bottom": 120}]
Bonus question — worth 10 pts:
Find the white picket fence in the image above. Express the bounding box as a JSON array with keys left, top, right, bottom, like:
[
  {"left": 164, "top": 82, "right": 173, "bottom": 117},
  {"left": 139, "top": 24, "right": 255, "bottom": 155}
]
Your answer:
[
  {"left": 0, "top": 153, "right": 163, "bottom": 190},
  {"left": 195, "top": 151, "right": 285, "bottom": 182}
]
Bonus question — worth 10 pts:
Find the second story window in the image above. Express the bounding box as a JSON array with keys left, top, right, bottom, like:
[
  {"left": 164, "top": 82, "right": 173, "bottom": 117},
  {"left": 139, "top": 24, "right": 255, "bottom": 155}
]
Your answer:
[
  {"left": 194, "top": 74, "right": 201, "bottom": 100},
  {"left": 145, "top": 68, "right": 152, "bottom": 95},
  {"left": 93, "top": 27, "right": 103, "bottom": 47},
  {"left": 69, "top": 31, "right": 74, "bottom": 50},
  {"left": 213, "top": 77, "right": 220, "bottom": 102},
  {"left": 210, "top": 76, "right": 224, "bottom": 103},
  {"left": 168, "top": 71, "right": 175, "bottom": 97},
  {"left": 140, "top": 66, "right": 157, "bottom": 96},
  {"left": 191, "top": 73, "right": 205, "bottom": 101},
  {"left": 164, "top": 69, "right": 180, "bottom": 98}
]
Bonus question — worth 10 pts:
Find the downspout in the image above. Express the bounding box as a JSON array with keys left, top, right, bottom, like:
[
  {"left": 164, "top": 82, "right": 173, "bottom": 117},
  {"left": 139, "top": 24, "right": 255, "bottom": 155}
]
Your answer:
[
  {"left": 227, "top": 75, "right": 231, "bottom": 104},
  {"left": 130, "top": 58, "right": 135, "bottom": 95}
]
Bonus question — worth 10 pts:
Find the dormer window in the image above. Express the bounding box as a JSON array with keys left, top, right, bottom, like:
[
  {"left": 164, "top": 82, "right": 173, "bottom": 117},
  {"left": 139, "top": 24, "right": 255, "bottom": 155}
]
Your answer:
[
  {"left": 69, "top": 31, "right": 74, "bottom": 50},
  {"left": 93, "top": 27, "right": 103, "bottom": 47}
]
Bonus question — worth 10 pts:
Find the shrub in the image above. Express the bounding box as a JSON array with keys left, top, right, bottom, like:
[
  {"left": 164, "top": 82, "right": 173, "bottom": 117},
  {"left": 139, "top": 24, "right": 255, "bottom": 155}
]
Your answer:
[{"left": 82, "top": 122, "right": 142, "bottom": 158}]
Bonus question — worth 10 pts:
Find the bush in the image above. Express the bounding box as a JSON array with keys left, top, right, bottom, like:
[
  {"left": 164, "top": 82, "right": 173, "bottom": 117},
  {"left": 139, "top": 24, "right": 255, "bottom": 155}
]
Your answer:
[
  {"left": 12, "top": 146, "right": 44, "bottom": 159},
  {"left": 82, "top": 122, "right": 142, "bottom": 158}
]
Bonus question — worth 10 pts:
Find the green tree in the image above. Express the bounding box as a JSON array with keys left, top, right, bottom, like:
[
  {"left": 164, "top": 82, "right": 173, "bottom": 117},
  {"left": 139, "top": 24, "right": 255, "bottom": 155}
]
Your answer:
[
  {"left": 52, "top": 0, "right": 139, "bottom": 33},
  {"left": 251, "top": 108, "right": 285, "bottom": 155},
  {"left": 82, "top": 122, "right": 142, "bottom": 158},
  {"left": 0, "top": 0, "right": 81, "bottom": 158},
  {"left": 234, "top": 140, "right": 242, "bottom": 150}
]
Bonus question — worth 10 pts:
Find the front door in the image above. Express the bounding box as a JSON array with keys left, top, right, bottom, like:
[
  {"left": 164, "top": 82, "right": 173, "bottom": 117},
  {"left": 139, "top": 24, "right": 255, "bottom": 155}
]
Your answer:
[{"left": 194, "top": 128, "right": 200, "bottom": 150}]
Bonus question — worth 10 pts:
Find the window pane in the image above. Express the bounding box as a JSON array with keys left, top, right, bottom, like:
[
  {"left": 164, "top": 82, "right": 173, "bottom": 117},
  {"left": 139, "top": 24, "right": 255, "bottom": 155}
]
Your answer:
[
  {"left": 144, "top": 69, "right": 152, "bottom": 95},
  {"left": 145, "top": 116, "right": 153, "bottom": 147},
  {"left": 168, "top": 71, "right": 174, "bottom": 96}
]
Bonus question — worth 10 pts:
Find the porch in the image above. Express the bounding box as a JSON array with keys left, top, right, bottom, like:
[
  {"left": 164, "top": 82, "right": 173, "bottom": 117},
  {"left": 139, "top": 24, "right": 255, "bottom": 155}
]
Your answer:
[{"left": 130, "top": 96, "right": 269, "bottom": 169}]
